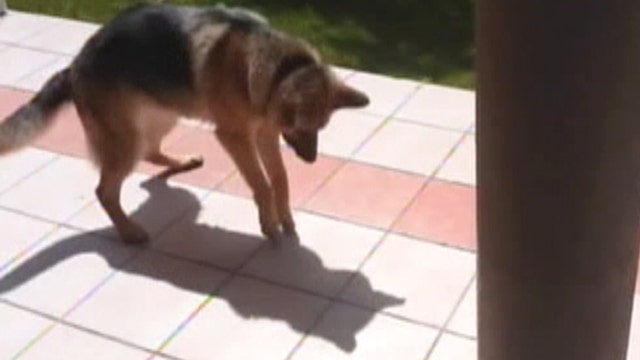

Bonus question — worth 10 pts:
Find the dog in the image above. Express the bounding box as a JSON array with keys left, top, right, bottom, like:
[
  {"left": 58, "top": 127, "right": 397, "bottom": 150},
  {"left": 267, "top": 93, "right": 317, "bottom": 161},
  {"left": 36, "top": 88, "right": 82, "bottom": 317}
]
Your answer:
[{"left": 0, "top": 3, "right": 369, "bottom": 245}]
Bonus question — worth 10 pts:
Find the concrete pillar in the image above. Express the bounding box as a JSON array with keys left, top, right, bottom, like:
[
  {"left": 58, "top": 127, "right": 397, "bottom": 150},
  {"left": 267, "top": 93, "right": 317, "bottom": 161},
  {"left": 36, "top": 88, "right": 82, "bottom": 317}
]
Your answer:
[{"left": 477, "top": 1, "right": 640, "bottom": 359}]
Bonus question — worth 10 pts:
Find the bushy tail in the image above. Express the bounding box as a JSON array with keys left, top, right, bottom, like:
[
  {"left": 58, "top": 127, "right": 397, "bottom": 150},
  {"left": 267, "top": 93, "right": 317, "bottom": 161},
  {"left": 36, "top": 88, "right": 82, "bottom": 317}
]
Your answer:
[{"left": 0, "top": 68, "right": 73, "bottom": 154}]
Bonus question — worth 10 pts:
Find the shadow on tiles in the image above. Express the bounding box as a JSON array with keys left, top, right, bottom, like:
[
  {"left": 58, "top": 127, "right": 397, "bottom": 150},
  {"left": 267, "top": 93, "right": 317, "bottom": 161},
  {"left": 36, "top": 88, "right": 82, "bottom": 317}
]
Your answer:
[{"left": 0, "top": 176, "right": 403, "bottom": 352}]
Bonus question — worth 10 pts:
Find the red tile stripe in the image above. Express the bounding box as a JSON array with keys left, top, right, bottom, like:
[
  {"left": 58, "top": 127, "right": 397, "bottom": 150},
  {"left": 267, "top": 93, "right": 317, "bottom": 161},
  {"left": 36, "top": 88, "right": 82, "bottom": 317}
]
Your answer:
[{"left": 0, "top": 86, "right": 475, "bottom": 244}]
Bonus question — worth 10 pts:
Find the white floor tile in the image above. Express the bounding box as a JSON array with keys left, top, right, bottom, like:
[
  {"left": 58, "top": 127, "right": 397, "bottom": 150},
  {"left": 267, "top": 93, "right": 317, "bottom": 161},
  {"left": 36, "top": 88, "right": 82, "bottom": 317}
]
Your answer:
[
  {"left": 346, "top": 72, "right": 420, "bottom": 117},
  {"left": 0, "top": 46, "right": 58, "bottom": 86},
  {"left": 355, "top": 121, "right": 461, "bottom": 175},
  {"left": 67, "top": 251, "right": 228, "bottom": 349},
  {"left": 0, "top": 302, "right": 51, "bottom": 359},
  {"left": 319, "top": 110, "right": 385, "bottom": 158},
  {"left": 628, "top": 294, "right": 640, "bottom": 359},
  {"left": 68, "top": 173, "right": 207, "bottom": 239},
  {"left": 293, "top": 302, "right": 438, "bottom": 359},
  {"left": 14, "top": 56, "right": 73, "bottom": 91},
  {"left": 0, "top": 156, "right": 97, "bottom": 223},
  {"left": 340, "top": 234, "right": 475, "bottom": 326},
  {"left": 21, "top": 324, "right": 151, "bottom": 360},
  {"left": 395, "top": 84, "right": 475, "bottom": 131},
  {"left": 241, "top": 212, "right": 382, "bottom": 297},
  {"left": 201, "top": 192, "right": 264, "bottom": 236},
  {"left": 0, "top": 148, "right": 57, "bottom": 194},
  {"left": 0, "top": 11, "right": 60, "bottom": 43},
  {"left": 428, "top": 334, "right": 477, "bottom": 360},
  {"left": 0, "top": 209, "right": 57, "bottom": 272},
  {"left": 0, "top": 227, "right": 137, "bottom": 317},
  {"left": 152, "top": 204, "right": 264, "bottom": 271},
  {"left": 163, "top": 276, "right": 328, "bottom": 360},
  {"left": 448, "top": 280, "right": 476, "bottom": 338},
  {"left": 20, "top": 18, "right": 98, "bottom": 55},
  {"left": 436, "top": 134, "right": 476, "bottom": 185}
]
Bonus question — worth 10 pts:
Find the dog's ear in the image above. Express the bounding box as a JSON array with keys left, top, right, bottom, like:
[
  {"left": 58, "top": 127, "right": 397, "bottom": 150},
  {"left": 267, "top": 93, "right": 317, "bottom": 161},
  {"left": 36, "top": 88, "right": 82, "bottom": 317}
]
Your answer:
[
  {"left": 332, "top": 84, "right": 370, "bottom": 109},
  {"left": 247, "top": 34, "right": 320, "bottom": 112}
]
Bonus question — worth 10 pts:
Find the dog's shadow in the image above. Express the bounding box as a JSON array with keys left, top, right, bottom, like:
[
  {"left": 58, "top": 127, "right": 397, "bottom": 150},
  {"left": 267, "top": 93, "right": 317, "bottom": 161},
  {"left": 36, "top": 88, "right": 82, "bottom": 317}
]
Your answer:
[{"left": 0, "top": 176, "right": 403, "bottom": 352}]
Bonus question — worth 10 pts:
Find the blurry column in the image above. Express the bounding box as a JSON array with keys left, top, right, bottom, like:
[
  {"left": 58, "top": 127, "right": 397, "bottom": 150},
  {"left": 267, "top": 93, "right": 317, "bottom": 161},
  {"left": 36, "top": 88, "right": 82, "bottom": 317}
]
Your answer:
[{"left": 476, "top": 0, "right": 640, "bottom": 359}]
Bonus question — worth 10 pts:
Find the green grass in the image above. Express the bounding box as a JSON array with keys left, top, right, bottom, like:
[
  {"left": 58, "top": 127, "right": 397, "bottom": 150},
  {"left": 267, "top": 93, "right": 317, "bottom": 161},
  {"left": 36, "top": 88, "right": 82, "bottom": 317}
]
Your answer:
[{"left": 13, "top": 0, "right": 475, "bottom": 88}]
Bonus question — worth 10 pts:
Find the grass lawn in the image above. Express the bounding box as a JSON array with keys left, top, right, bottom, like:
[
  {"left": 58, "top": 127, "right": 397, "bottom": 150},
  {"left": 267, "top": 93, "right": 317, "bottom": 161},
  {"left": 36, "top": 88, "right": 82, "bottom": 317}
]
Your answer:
[{"left": 12, "top": 0, "right": 474, "bottom": 88}]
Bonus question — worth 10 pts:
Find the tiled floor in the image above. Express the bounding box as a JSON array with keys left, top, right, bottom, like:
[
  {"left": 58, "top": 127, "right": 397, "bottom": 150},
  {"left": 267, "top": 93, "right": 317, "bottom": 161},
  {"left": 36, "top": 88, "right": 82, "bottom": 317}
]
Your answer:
[{"left": 0, "top": 8, "right": 637, "bottom": 360}]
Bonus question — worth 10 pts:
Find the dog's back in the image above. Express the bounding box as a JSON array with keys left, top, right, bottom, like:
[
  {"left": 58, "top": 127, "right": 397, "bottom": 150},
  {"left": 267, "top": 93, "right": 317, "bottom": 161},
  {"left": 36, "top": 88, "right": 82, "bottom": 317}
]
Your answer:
[{"left": 73, "top": 4, "right": 270, "bottom": 110}]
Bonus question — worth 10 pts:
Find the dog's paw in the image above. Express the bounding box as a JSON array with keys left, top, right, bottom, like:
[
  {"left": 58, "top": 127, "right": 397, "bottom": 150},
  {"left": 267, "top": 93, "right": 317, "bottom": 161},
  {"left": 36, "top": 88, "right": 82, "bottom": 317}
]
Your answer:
[
  {"left": 264, "top": 225, "right": 299, "bottom": 249},
  {"left": 183, "top": 155, "right": 204, "bottom": 170},
  {"left": 261, "top": 220, "right": 292, "bottom": 249},
  {"left": 276, "top": 203, "right": 296, "bottom": 236},
  {"left": 282, "top": 217, "right": 297, "bottom": 236}
]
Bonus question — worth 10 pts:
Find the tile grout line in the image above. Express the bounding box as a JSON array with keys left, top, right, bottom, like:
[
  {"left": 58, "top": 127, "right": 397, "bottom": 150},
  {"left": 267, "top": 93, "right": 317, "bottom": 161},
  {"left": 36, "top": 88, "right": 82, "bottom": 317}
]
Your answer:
[
  {"left": 0, "top": 151, "right": 61, "bottom": 198},
  {"left": 149, "top": 237, "right": 274, "bottom": 358},
  {"left": 0, "top": 41, "right": 74, "bottom": 60},
  {"left": 423, "top": 273, "right": 477, "bottom": 360},
  {"left": 0, "top": 222, "right": 63, "bottom": 275},
  {"left": 384, "top": 130, "right": 470, "bottom": 236},
  {"left": 283, "top": 230, "right": 393, "bottom": 360},
  {"left": 9, "top": 321, "right": 58, "bottom": 360},
  {"left": 0, "top": 15, "right": 60, "bottom": 47},
  {"left": 381, "top": 113, "right": 473, "bottom": 134},
  {"left": 7, "top": 244, "right": 146, "bottom": 359},
  {"left": 296, "top": 205, "right": 476, "bottom": 253},
  {"left": 442, "top": 327, "right": 477, "bottom": 342},
  {"left": 0, "top": 298, "right": 186, "bottom": 360},
  {"left": 9, "top": 190, "right": 212, "bottom": 360},
  {"left": 11, "top": 53, "right": 68, "bottom": 90},
  {"left": 149, "top": 238, "right": 463, "bottom": 333},
  {"left": 5, "top": 13, "right": 90, "bottom": 53},
  {"left": 347, "top": 83, "right": 424, "bottom": 158}
]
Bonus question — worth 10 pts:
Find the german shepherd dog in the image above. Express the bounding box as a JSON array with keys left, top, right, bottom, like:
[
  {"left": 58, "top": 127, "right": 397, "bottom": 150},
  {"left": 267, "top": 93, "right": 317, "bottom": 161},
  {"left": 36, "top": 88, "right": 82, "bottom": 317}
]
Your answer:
[{"left": 0, "top": 3, "right": 369, "bottom": 244}]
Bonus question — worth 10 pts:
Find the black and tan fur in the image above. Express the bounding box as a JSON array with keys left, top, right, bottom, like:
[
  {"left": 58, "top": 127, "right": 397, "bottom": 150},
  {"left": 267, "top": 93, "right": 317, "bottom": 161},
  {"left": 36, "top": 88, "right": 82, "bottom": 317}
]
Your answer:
[{"left": 0, "top": 3, "right": 369, "bottom": 244}]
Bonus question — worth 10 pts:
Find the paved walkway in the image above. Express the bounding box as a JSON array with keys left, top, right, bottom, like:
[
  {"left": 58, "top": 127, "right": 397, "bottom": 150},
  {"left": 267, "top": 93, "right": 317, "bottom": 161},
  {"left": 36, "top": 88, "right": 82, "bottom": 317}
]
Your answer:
[{"left": 0, "top": 9, "right": 638, "bottom": 360}]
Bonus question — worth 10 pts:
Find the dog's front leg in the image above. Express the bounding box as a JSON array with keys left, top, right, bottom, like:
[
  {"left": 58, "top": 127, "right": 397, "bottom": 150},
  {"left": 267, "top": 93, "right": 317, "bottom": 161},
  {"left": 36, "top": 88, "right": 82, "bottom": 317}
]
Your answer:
[
  {"left": 215, "top": 129, "right": 281, "bottom": 244},
  {"left": 256, "top": 124, "right": 296, "bottom": 236}
]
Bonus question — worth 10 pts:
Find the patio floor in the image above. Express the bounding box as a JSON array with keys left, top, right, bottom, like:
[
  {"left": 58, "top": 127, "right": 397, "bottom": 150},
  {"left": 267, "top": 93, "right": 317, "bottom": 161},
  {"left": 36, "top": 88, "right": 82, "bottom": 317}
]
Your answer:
[{"left": 0, "top": 9, "right": 639, "bottom": 360}]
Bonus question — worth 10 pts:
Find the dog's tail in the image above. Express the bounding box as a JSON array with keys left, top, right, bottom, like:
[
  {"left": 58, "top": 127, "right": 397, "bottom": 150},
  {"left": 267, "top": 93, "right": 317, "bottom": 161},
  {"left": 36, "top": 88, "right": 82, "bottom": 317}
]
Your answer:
[{"left": 0, "top": 68, "right": 73, "bottom": 155}]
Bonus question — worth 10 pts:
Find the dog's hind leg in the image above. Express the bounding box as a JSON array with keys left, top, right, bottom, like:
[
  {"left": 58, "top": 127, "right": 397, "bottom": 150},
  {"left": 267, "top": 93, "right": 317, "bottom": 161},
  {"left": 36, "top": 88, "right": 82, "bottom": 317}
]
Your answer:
[
  {"left": 75, "top": 91, "right": 150, "bottom": 244},
  {"left": 146, "top": 151, "right": 204, "bottom": 178},
  {"left": 96, "top": 164, "right": 149, "bottom": 244},
  {"left": 140, "top": 110, "right": 204, "bottom": 177}
]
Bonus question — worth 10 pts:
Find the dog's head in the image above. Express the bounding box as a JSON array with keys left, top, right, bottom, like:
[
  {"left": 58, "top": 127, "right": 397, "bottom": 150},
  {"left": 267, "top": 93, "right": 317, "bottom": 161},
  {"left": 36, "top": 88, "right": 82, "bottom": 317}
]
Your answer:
[{"left": 269, "top": 64, "right": 369, "bottom": 162}]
